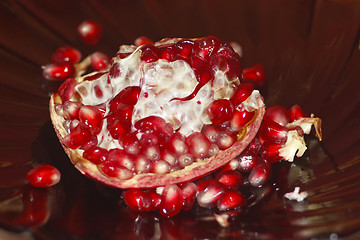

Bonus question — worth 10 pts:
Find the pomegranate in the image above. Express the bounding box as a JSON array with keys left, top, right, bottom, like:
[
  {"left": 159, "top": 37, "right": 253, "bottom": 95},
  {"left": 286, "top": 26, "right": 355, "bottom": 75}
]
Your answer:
[{"left": 50, "top": 36, "right": 266, "bottom": 189}]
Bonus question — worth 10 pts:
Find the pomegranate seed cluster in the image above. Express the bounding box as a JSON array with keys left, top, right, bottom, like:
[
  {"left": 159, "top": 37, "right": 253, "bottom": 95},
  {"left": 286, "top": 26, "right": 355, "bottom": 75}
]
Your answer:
[
  {"left": 47, "top": 31, "right": 322, "bottom": 221},
  {"left": 51, "top": 36, "right": 266, "bottom": 184}
]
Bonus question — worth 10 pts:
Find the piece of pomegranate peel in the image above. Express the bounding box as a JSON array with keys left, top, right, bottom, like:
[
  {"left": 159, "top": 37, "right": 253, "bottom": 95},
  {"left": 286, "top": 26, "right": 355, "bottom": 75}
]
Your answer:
[{"left": 50, "top": 37, "right": 265, "bottom": 189}]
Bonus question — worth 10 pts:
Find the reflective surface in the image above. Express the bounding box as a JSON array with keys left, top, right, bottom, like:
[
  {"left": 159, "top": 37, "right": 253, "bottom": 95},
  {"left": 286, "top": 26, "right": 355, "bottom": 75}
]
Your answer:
[{"left": 0, "top": 0, "right": 360, "bottom": 239}]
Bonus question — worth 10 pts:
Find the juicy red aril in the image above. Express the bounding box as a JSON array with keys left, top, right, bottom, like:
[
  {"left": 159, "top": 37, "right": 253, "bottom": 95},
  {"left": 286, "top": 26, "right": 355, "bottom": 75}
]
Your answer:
[
  {"left": 207, "top": 99, "right": 235, "bottom": 125},
  {"left": 27, "top": 165, "right": 61, "bottom": 188},
  {"left": 113, "top": 103, "right": 134, "bottom": 123},
  {"left": 158, "top": 46, "right": 176, "bottom": 62},
  {"left": 264, "top": 105, "right": 291, "bottom": 126},
  {"left": 175, "top": 39, "right": 194, "bottom": 60},
  {"left": 149, "top": 191, "right": 161, "bottom": 211},
  {"left": 216, "top": 130, "right": 235, "bottom": 150},
  {"left": 215, "top": 170, "right": 243, "bottom": 189},
  {"left": 134, "top": 36, "right": 154, "bottom": 46},
  {"left": 167, "top": 132, "right": 188, "bottom": 156},
  {"left": 63, "top": 123, "right": 94, "bottom": 149},
  {"left": 215, "top": 43, "right": 242, "bottom": 78},
  {"left": 161, "top": 149, "right": 177, "bottom": 166},
  {"left": 288, "top": 104, "right": 307, "bottom": 121},
  {"left": 142, "top": 145, "right": 161, "bottom": 161},
  {"left": 180, "top": 182, "right": 197, "bottom": 211},
  {"left": 79, "top": 105, "right": 104, "bottom": 135},
  {"left": 220, "top": 159, "right": 240, "bottom": 171},
  {"left": 186, "top": 132, "right": 211, "bottom": 158},
  {"left": 151, "top": 160, "right": 170, "bottom": 174},
  {"left": 196, "top": 180, "right": 226, "bottom": 208},
  {"left": 139, "top": 44, "right": 159, "bottom": 63},
  {"left": 159, "top": 185, "right": 183, "bottom": 217},
  {"left": 109, "top": 86, "right": 141, "bottom": 111},
  {"left": 231, "top": 110, "right": 255, "bottom": 131},
  {"left": 140, "top": 133, "right": 159, "bottom": 146},
  {"left": 63, "top": 101, "right": 83, "bottom": 120},
  {"left": 83, "top": 146, "right": 108, "bottom": 164},
  {"left": 196, "top": 69, "right": 215, "bottom": 85},
  {"left": 84, "top": 72, "right": 107, "bottom": 81},
  {"left": 134, "top": 115, "right": 167, "bottom": 133},
  {"left": 245, "top": 138, "right": 262, "bottom": 154},
  {"left": 123, "top": 189, "right": 152, "bottom": 212},
  {"left": 259, "top": 119, "right": 288, "bottom": 145},
  {"left": 193, "top": 36, "right": 220, "bottom": 60},
  {"left": 77, "top": 20, "right": 103, "bottom": 45},
  {"left": 43, "top": 63, "right": 75, "bottom": 81},
  {"left": 201, "top": 125, "right": 220, "bottom": 143},
  {"left": 237, "top": 151, "right": 260, "bottom": 172},
  {"left": 58, "top": 78, "right": 77, "bottom": 102},
  {"left": 108, "top": 119, "right": 129, "bottom": 139},
  {"left": 248, "top": 162, "right": 271, "bottom": 187},
  {"left": 107, "top": 149, "right": 134, "bottom": 171},
  {"left": 122, "top": 133, "right": 141, "bottom": 155},
  {"left": 101, "top": 162, "right": 133, "bottom": 179},
  {"left": 217, "top": 190, "right": 246, "bottom": 211},
  {"left": 260, "top": 143, "right": 283, "bottom": 163},
  {"left": 51, "top": 46, "right": 82, "bottom": 65},
  {"left": 178, "top": 153, "right": 194, "bottom": 168},
  {"left": 230, "top": 83, "right": 254, "bottom": 106},
  {"left": 91, "top": 52, "right": 110, "bottom": 71},
  {"left": 134, "top": 155, "right": 151, "bottom": 173},
  {"left": 242, "top": 64, "right": 265, "bottom": 86}
]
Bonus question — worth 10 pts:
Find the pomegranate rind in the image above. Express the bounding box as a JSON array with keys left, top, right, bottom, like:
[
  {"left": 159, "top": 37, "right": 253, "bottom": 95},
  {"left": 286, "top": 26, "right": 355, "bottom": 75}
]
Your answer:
[{"left": 50, "top": 94, "right": 265, "bottom": 189}]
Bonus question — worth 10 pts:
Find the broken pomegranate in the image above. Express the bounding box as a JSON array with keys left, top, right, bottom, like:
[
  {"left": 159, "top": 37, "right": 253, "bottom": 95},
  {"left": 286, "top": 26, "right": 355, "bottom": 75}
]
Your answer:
[{"left": 48, "top": 35, "right": 322, "bottom": 220}]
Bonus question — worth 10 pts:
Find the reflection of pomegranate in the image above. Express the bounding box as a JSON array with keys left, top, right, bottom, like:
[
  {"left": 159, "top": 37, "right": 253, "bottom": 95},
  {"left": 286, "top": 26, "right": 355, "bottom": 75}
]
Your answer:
[{"left": 50, "top": 36, "right": 265, "bottom": 189}]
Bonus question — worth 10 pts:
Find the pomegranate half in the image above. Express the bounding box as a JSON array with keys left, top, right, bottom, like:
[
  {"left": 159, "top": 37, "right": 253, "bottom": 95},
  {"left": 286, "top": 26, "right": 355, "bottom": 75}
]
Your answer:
[{"left": 49, "top": 36, "right": 265, "bottom": 189}]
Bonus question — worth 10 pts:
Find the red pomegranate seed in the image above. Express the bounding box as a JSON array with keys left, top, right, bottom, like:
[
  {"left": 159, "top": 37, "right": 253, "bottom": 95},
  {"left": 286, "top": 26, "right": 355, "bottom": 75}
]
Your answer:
[
  {"left": 201, "top": 125, "right": 220, "bottom": 143},
  {"left": 83, "top": 146, "right": 108, "bottom": 164},
  {"left": 113, "top": 103, "right": 134, "bottom": 123},
  {"left": 288, "top": 104, "right": 307, "bottom": 121},
  {"left": 180, "top": 182, "right": 197, "bottom": 211},
  {"left": 196, "top": 180, "right": 226, "bottom": 208},
  {"left": 77, "top": 20, "right": 103, "bottom": 45},
  {"left": 208, "top": 144, "right": 220, "bottom": 156},
  {"left": 259, "top": 119, "right": 289, "bottom": 145},
  {"left": 84, "top": 72, "right": 107, "bottom": 81},
  {"left": 139, "top": 44, "right": 159, "bottom": 63},
  {"left": 62, "top": 123, "right": 93, "bottom": 149},
  {"left": 217, "top": 190, "right": 246, "bottom": 211},
  {"left": 248, "top": 162, "right": 271, "bottom": 187},
  {"left": 142, "top": 145, "right": 161, "bottom": 161},
  {"left": 215, "top": 170, "right": 243, "bottom": 189},
  {"left": 159, "top": 185, "right": 183, "bottom": 217},
  {"left": 80, "top": 133, "right": 98, "bottom": 151},
  {"left": 108, "top": 119, "right": 130, "bottom": 139},
  {"left": 58, "top": 78, "right": 77, "bottom": 102},
  {"left": 230, "top": 109, "right": 255, "bottom": 131},
  {"left": 161, "top": 149, "right": 177, "bottom": 166},
  {"left": 260, "top": 143, "right": 283, "bottom": 163},
  {"left": 151, "top": 160, "right": 171, "bottom": 174},
  {"left": 216, "top": 130, "right": 235, "bottom": 150},
  {"left": 186, "top": 132, "right": 211, "bottom": 158},
  {"left": 90, "top": 52, "right": 110, "bottom": 71},
  {"left": 237, "top": 151, "right": 260, "bottom": 172},
  {"left": 63, "top": 101, "right": 83, "bottom": 120},
  {"left": 107, "top": 149, "right": 135, "bottom": 170},
  {"left": 167, "top": 132, "right": 188, "bottom": 156},
  {"left": 79, "top": 105, "right": 104, "bottom": 135},
  {"left": 158, "top": 45, "right": 176, "bottom": 62},
  {"left": 175, "top": 39, "right": 194, "bottom": 60},
  {"left": 51, "top": 46, "right": 82, "bottom": 65},
  {"left": 242, "top": 64, "right": 265, "bottom": 86},
  {"left": 193, "top": 36, "right": 220, "bottom": 60},
  {"left": 122, "top": 133, "right": 141, "bottom": 155},
  {"left": 109, "top": 86, "right": 141, "bottom": 111},
  {"left": 134, "top": 116, "right": 167, "bottom": 133},
  {"left": 27, "top": 165, "right": 61, "bottom": 188},
  {"left": 264, "top": 105, "right": 291, "bottom": 126},
  {"left": 123, "top": 189, "right": 152, "bottom": 212},
  {"left": 134, "top": 154, "right": 151, "bottom": 173},
  {"left": 109, "top": 62, "right": 121, "bottom": 78},
  {"left": 42, "top": 63, "right": 75, "bottom": 81},
  {"left": 207, "top": 99, "right": 235, "bottom": 125},
  {"left": 178, "top": 153, "right": 194, "bottom": 168},
  {"left": 245, "top": 138, "right": 262, "bottom": 154},
  {"left": 230, "top": 83, "right": 254, "bottom": 106},
  {"left": 140, "top": 133, "right": 160, "bottom": 146},
  {"left": 134, "top": 36, "right": 154, "bottom": 46},
  {"left": 100, "top": 161, "right": 133, "bottom": 180},
  {"left": 149, "top": 191, "right": 162, "bottom": 211}
]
